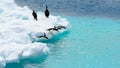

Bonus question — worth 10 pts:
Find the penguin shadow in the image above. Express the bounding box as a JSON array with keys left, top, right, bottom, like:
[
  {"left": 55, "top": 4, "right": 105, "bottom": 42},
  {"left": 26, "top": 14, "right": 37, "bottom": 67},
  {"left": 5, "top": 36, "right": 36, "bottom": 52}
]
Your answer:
[{"left": 5, "top": 54, "right": 48, "bottom": 68}]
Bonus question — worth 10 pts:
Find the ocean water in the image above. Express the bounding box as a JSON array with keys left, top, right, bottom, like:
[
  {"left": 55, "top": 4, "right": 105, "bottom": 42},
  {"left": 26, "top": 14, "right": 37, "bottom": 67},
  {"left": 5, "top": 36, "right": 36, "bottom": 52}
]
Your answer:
[
  {"left": 6, "top": 16, "right": 120, "bottom": 68},
  {"left": 5, "top": 0, "right": 120, "bottom": 68},
  {"left": 42, "top": 16, "right": 120, "bottom": 68},
  {"left": 15, "top": 0, "right": 120, "bottom": 18}
]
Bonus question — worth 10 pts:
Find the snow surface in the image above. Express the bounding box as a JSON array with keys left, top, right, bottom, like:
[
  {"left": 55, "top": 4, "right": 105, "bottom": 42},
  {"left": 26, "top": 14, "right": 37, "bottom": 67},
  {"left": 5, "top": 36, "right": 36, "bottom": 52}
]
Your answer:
[{"left": 0, "top": 0, "right": 70, "bottom": 67}]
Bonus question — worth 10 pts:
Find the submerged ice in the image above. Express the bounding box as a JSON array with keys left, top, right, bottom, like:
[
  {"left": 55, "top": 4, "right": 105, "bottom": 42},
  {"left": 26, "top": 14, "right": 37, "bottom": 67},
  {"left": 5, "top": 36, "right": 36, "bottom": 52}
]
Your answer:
[{"left": 0, "top": 0, "right": 70, "bottom": 67}]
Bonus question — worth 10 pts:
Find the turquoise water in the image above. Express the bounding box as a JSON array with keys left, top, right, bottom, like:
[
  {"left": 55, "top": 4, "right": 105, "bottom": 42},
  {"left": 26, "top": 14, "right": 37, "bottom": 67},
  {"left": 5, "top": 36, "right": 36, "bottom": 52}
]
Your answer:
[{"left": 6, "top": 16, "right": 120, "bottom": 68}]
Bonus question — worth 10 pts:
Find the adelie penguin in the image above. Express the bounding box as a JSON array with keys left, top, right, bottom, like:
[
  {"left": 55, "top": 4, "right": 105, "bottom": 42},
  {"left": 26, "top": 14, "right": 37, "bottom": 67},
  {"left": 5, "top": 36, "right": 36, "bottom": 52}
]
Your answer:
[
  {"left": 47, "top": 26, "right": 59, "bottom": 31},
  {"left": 37, "top": 33, "right": 48, "bottom": 39},
  {"left": 45, "top": 6, "right": 50, "bottom": 18},
  {"left": 32, "top": 10, "right": 38, "bottom": 21},
  {"left": 47, "top": 26, "right": 66, "bottom": 31}
]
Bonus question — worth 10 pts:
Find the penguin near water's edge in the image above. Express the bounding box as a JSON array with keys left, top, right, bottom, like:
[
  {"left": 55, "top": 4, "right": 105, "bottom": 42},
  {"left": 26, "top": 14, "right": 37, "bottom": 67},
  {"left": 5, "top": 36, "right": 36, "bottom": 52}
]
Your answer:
[
  {"left": 32, "top": 10, "right": 38, "bottom": 21},
  {"left": 37, "top": 33, "right": 48, "bottom": 39}
]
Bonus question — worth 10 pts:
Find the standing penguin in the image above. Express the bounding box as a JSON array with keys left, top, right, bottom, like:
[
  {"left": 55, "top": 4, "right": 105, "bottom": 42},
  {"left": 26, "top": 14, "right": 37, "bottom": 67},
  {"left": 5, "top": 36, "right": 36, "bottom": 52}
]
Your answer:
[
  {"left": 45, "top": 6, "right": 50, "bottom": 18},
  {"left": 32, "top": 10, "right": 38, "bottom": 21}
]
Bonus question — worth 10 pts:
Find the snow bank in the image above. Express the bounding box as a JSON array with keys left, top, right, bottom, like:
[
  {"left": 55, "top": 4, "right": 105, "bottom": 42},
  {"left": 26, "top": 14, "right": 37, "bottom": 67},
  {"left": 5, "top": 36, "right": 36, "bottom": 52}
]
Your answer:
[{"left": 0, "top": 0, "right": 70, "bottom": 67}]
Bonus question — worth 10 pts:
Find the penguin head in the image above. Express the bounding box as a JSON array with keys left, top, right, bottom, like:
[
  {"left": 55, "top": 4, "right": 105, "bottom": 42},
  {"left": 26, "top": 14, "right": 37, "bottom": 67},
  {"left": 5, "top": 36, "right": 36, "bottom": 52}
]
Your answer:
[
  {"left": 46, "top": 6, "right": 48, "bottom": 9},
  {"left": 33, "top": 10, "right": 35, "bottom": 12}
]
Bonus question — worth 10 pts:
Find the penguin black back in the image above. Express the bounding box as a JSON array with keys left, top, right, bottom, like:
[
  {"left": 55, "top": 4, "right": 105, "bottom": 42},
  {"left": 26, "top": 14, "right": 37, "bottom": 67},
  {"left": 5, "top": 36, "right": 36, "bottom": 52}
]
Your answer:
[
  {"left": 45, "top": 6, "right": 50, "bottom": 18},
  {"left": 37, "top": 33, "right": 48, "bottom": 39},
  {"left": 43, "top": 33, "right": 48, "bottom": 39},
  {"left": 32, "top": 10, "right": 38, "bottom": 21}
]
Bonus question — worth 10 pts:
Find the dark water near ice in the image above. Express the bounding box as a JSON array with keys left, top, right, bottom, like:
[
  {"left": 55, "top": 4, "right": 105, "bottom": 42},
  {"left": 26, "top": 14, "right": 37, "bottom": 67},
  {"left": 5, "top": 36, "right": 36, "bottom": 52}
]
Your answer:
[
  {"left": 15, "top": 0, "right": 120, "bottom": 18},
  {"left": 5, "top": 0, "right": 120, "bottom": 68}
]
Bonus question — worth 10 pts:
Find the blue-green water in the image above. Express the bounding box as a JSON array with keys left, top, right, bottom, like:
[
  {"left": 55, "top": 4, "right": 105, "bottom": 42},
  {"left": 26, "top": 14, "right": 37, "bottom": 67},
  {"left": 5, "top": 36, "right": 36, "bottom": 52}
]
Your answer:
[{"left": 6, "top": 16, "right": 120, "bottom": 68}]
